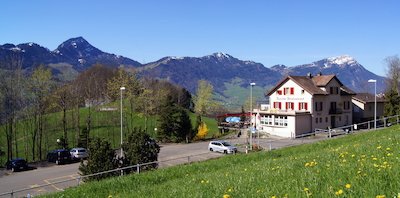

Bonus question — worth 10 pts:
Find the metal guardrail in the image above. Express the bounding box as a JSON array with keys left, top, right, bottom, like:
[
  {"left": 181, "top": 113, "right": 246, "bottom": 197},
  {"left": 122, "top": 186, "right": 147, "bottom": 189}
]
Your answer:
[{"left": 0, "top": 151, "right": 225, "bottom": 198}]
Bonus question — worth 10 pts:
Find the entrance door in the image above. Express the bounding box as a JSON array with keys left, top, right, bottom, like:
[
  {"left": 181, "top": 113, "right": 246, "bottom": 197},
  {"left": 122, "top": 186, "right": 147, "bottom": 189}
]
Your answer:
[{"left": 331, "top": 116, "right": 336, "bottom": 128}]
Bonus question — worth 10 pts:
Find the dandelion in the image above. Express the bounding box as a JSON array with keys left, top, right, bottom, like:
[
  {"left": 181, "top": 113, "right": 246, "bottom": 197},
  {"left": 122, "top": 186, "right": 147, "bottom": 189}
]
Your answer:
[
  {"left": 375, "top": 195, "right": 385, "bottom": 198},
  {"left": 377, "top": 146, "right": 382, "bottom": 149},
  {"left": 108, "top": 195, "right": 113, "bottom": 198},
  {"left": 271, "top": 196, "right": 277, "bottom": 198},
  {"left": 223, "top": 194, "right": 231, "bottom": 198},
  {"left": 335, "top": 189, "right": 344, "bottom": 195},
  {"left": 345, "top": 184, "right": 351, "bottom": 189},
  {"left": 228, "top": 188, "right": 233, "bottom": 192},
  {"left": 386, "top": 147, "right": 391, "bottom": 151},
  {"left": 201, "top": 180, "right": 205, "bottom": 184}
]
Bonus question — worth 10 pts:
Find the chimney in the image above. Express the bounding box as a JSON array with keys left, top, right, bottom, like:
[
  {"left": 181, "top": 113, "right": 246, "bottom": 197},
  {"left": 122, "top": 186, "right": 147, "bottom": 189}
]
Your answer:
[
  {"left": 317, "top": 72, "right": 322, "bottom": 76},
  {"left": 307, "top": 72, "right": 312, "bottom": 78}
]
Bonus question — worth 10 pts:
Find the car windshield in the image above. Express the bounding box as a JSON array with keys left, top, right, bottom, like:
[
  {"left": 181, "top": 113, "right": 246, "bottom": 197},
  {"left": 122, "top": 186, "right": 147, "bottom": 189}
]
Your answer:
[
  {"left": 222, "top": 142, "right": 232, "bottom": 146},
  {"left": 78, "top": 149, "right": 86, "bottom": 152}
]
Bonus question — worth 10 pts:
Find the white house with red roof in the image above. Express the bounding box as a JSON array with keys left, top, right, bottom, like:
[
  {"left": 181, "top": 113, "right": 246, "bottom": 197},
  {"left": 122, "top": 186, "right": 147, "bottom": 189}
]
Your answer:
[{"left": 254, "top": 73, "right": 355, "bottom": 138}]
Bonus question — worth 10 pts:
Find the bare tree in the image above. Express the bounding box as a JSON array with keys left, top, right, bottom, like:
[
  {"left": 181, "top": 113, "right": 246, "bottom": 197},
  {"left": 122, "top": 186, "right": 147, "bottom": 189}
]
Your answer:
[{"left": 29, "top": 65, "right": 53, "bottom": 160}]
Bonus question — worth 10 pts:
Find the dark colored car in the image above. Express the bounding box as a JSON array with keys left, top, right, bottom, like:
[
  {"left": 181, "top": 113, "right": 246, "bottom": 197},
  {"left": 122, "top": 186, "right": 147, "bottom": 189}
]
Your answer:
[
  {"left": 47, "top": 149, "right": 71, "bottom": 165},
  {"left": 5, "top": 158, "right": 28, "bottom": 172}
]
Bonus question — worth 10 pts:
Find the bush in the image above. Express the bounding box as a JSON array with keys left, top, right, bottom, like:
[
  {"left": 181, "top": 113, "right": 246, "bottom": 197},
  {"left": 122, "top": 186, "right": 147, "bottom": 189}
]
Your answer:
[{"left": 79, "top": 137, "right": 118, "bottom": 181}]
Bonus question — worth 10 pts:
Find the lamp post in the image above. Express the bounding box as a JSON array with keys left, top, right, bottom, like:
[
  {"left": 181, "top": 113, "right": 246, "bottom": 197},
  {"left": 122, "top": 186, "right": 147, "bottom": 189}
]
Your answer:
[
  {"left": 368, "top": 79, "right": 376, "bottom": 130},
  {"left": 120, "top": 87, "right": 125, "bottom": 159},
  {"left": 250, "top": 82, "right": 256, "bottom": 150}
]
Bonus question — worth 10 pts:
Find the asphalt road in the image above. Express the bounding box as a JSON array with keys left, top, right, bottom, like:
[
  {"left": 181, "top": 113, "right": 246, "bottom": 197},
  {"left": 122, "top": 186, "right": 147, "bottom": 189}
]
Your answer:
[{"left": 0, "top": 141, "right": 223, "bottom": 198}]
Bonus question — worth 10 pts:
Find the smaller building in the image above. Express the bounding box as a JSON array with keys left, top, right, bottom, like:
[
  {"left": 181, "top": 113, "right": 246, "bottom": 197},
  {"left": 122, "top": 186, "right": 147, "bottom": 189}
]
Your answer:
[{"left": 352, "top": 93, "right": 386, "bottom": 123}]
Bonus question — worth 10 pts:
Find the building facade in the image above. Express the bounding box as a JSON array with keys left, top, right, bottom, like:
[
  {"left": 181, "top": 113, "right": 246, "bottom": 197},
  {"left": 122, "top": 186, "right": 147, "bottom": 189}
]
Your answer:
[
  {"left": 352, "top": 93, "right": 386, "bottom": 123},
  {"left": 254, "top": 74, "right": 355, "bottom": 138}
]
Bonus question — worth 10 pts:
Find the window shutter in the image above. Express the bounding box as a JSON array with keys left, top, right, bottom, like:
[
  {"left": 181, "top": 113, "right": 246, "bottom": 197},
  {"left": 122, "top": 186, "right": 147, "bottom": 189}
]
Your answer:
[
  {"left": 290, "top": 87, "right": 294, "bottom": 95},
  {"left": 285, "top": 102, "right": 288, "bottom": 109},
  {"left": 305, "top": 103, "right": 308, "bottom": 110},
  {"left": 279, "top": 102, "right": 282, "bottom": 109}
]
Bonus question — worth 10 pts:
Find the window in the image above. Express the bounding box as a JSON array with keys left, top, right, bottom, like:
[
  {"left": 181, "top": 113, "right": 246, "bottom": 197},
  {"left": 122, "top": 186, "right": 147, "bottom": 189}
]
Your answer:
[
  {"left": 290, "top": 87, "right": 294, "bottom": 95},
  {"left": 343, "top": 101, "right": 351, "bottom": 110},
  {"left": 286, "top": 102, "right": 294, "bottom": 110},
  {"left": 275, "top": 116, "right": 288, "bottom": 126},
  {"left": 316, "top": 117, "right": 319, "bottom": 123},
  {"left": 299, "top": 102, "right": 308, "bottom": 110},
  {"left": 326, "top": 117, "right": 328, "bottom": 123},
  {"left": 273, "top": 102, "right": 282, "bottom": 109},
  {"left": 315, "top": 102, "right": 323, "bottom": 111},
  {"left": 261, "top": 115, "right": 273, "bottom": 125},
  {"left": 284, "top": 87, "right": 290, "bottom": 95},
  {"left": 330, "top": 87, "right": 339, "bottom": 94},
  {"left": 339, "top": 116, "right": 341, "bottom": 121},
  {"left": 319, "top": 117, "right": 322, "bottom": 123}
]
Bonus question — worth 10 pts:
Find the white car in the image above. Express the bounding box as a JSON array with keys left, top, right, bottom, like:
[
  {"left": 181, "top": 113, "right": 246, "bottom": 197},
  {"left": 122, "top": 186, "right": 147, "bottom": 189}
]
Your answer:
[
  {"left": 208, "top": 140, "right": 237, "bottom": 154},
  {"left": 70, "top": 148, "right": 88, "bottom": 160}
]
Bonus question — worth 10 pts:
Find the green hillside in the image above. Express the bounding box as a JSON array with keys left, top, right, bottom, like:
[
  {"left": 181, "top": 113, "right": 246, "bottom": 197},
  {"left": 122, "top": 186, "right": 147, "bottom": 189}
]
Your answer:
[
  {"left": 0, "top": 104, "right": 218, "bottom": 164},
  {"left": 43, "top": 126, "right": 400, "bottom": 197}
]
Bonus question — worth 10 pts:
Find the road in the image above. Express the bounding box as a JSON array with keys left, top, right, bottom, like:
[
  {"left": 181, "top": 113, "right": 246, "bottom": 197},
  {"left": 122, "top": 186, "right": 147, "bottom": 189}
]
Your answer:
[
  {"left": 0, "top": 132, "right": 327, "bottom": 198},
  {"left": 0, "top": 141, "right": 223, "bottom": 198}
]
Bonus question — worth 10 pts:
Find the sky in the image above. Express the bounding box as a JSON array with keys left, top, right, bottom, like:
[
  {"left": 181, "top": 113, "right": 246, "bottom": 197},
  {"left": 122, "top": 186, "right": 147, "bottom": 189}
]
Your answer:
[{"left": 1, "top": 1, "right": 399, "bottom": 76}]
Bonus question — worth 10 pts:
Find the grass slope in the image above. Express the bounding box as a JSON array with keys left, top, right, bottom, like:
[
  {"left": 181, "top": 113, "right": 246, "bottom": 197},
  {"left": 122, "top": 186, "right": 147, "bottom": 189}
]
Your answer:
[
  {"left": 0, "top": 105, "right": 218, "bottom": 164},
  {"left": 43, "top": 126, "right": 400, "bottom": 198}
]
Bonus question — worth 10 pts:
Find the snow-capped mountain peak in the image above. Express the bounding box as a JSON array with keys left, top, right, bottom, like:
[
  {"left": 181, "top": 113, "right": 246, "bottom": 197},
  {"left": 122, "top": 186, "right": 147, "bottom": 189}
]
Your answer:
[{"left": 326, "top": 55, "right": 357, "bottom": 65}]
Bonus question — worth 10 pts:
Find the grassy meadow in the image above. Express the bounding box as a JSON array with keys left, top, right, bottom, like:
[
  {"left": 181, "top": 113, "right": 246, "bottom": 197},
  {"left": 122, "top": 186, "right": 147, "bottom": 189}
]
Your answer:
[{"left": 42, "top": 125, "right": 400, "bottom": 197}]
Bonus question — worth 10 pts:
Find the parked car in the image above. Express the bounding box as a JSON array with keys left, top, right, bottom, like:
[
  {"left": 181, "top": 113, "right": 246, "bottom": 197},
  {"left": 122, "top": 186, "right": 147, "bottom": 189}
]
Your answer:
[
  {"left": 47, "top": 149, "right": 71, "bottom": 165},
  {"left": 208, "top": 140, "right": 237, "bottom": 154},
  {"left": 5, "top": 158, "right": 28, "bottom": 172},
  {"left": 70, "top": 147, "right": 88, "bottom": 161}
]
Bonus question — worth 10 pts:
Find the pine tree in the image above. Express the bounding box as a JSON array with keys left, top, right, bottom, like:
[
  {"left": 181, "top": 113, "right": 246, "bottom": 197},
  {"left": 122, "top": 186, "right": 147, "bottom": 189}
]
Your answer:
[{"left": 122, "top": 128, "right": 160, "bottom": 171}]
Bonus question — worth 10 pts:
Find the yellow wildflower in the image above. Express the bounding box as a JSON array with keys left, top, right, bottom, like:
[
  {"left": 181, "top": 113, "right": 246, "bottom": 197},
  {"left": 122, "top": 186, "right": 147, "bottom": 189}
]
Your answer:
[
  {"left": 345, "top": 184, "right": 351, "bottom": 189},
  {"left": 223, "top": 194, "right": 231, "bottom": 198},
  {"left": 376, "top": 195, "right": 385, "bottom": 198},
  {"left": 335, "top": 189, "right": 343, "bottom": 195}
]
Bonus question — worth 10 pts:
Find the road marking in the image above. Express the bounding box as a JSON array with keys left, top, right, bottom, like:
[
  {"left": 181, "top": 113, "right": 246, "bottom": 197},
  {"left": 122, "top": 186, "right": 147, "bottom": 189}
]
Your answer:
[{"left": 44, "top": 179, "right": 63, "bottom": 191}]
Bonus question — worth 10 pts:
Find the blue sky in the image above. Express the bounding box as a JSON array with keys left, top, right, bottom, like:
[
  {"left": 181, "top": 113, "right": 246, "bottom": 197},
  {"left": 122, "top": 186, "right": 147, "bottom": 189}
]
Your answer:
[{"left": 1, "top": 1, "right": 399, "bottom": 76}]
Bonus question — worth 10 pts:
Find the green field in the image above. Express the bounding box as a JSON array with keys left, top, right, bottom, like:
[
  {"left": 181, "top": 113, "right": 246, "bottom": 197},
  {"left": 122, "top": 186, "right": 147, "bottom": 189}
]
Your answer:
[
  {"left": 42, "top": 125, "right": 400, "bottom": 197},
  {"left": 0, "top": 104, "right": 219, "bottom": 164}
]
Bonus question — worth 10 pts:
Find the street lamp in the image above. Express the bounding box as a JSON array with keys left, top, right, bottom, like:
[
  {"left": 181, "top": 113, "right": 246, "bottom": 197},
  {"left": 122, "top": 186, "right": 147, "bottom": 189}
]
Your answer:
[
  {"left": 250, "top": 82, "right": 256, "bottom": 150},
  {"left": 120, "top": 87, "right": 126, "bottom": 159},
  {"left": 368, "top": 79, "right": 377, "bottom": 130}
]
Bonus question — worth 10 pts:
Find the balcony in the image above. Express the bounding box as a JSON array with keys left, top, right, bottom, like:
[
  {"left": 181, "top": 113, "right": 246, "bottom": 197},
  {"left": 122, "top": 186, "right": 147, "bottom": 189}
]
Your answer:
[{"left": 329, "top": 108, "right": 343, "bottom": 114}]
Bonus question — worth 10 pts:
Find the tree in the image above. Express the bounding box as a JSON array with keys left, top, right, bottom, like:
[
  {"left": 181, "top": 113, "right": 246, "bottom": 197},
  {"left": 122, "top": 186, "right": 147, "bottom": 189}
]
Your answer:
[
  {"left": 194, "top": 122, "right": 208, "bottom": 140},
  {"left": 157, "top": 96, "right": 193, "bottom": 142},
  {"left": 384, "top": 55, "right": 400, "bottom": 117},
  {"left": 73, "top": 64, "right": 115, "bottom": 146},
  {"left": 122, "top": 128, "right": 160, "bottom": 171},
  {"left": 30, "top": 65, "right": 53, "bottom": 160},
  {"left": 79, "top": 137, "right": 118, "bottom": 181},
  {"left": 193, "top": 80, "right": 213, "bottom": 116}
]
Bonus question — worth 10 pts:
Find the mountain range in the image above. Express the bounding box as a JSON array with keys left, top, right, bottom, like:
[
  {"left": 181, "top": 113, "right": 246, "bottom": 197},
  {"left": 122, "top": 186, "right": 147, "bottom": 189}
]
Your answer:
[{"left": 0, "top": 37, "right": 386, "bottom": 109}]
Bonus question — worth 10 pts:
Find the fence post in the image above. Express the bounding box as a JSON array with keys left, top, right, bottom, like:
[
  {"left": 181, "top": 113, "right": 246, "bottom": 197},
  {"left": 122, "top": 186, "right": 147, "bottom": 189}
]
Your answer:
[
  {"left": 11, "top": 190, "right": 13, "bottom": 198},
  {"left": 136, "top": 164, "right": 140, "bottom": 174},
  {"left": 77, "top": 176, "right": 81, "bottom": 186},
  {"left": 187, "top": 156, "right": 190, "bottom": 163},
  {"left": 368, "top": 121, "right": 370, "bottom": 130}
]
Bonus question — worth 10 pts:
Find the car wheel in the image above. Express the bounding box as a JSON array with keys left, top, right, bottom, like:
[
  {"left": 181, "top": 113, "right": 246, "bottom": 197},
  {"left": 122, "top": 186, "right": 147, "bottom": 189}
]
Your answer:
[
  {"left": 11, "top": 167, "right": 15, "bottom": 172},
  {"left": 56, "top": 160, "right": 60, "bottom": 165},
  {"left": 224, "top": 150, "right": 227, "bottom": 154},
  {"left": 209, "top": 148, "right": 213, "bottom": 152}
]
